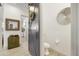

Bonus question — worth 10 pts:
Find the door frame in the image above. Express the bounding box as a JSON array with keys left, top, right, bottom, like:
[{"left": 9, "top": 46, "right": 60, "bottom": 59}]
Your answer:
[{"left": 71, "top": 3, "right": 79, "bottom": 56}]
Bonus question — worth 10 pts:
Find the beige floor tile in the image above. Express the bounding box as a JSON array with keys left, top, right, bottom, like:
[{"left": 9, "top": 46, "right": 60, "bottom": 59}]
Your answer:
[{"left": 0, "top": 39, "right": 31, "bottom": 56}]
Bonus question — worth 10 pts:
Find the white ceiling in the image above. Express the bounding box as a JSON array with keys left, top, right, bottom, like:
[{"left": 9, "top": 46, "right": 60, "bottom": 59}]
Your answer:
[{"left": 6, "top": 3, "right": 28, "bottom": 13}]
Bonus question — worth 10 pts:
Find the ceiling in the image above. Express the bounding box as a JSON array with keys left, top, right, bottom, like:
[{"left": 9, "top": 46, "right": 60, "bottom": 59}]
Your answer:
[{"left": 6, "top": 3, "right": 28, "bottom": 13}]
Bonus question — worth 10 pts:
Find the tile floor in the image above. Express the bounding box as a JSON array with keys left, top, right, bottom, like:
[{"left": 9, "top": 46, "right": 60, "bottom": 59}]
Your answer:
[
  {"left": 0, "top": 38, "right": 31, "bottom": 56},
  {"left": 47, "top": 48, "right": 65, "bottom": 56},
  {"left": 0, "top": 38, "right": 65, "bottom": 56}
]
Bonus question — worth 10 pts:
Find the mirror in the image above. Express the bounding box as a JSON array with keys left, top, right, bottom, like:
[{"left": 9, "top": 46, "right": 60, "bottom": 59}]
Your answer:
[
  {"left": 56, "top": 7, "right": 71, "bottom": 25},
  {"left": 6, "top": 18, "right": 20, "bottom": 31}
]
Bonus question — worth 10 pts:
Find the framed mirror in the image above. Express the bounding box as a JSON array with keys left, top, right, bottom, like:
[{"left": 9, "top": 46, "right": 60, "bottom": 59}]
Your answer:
[
  {"left": 56, "top": 7, "right": 71, "bottom": 25},
  {"left": 5, "top": 18, "right": 20, "bottom": 31}
]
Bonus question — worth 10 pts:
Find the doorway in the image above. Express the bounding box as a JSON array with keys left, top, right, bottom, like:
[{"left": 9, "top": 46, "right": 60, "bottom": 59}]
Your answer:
[{"left": 21, "top": 15, "right": 29, "bottom": 51}]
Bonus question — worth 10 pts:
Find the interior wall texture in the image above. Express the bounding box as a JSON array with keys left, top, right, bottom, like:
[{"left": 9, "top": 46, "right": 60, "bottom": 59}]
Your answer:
[
  {"left": 3, "top": 3, "right": 28, "bottom": 49},
  {"left": 40, "top": 3, "right": 71, "bottom": 55},
  {"left": 0, "top": 6, "right": 4, "bottom": 50}
]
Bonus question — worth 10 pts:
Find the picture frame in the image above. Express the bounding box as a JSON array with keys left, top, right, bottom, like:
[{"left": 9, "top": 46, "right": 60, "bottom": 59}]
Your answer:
[{"left": 5, "top": 18, "right": 20, "bottom": 31}]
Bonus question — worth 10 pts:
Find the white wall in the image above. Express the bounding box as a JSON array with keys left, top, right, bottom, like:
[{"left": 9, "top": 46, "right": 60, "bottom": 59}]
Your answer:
[
  {"left": 40, "top": 3, "right": 71, "bottom": 55},
  {"left": 0, "top": 6, "right": 4, "bottom": 50},
  {"left": 3, "top": 3, "right": 28, "bottom": 49}
]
